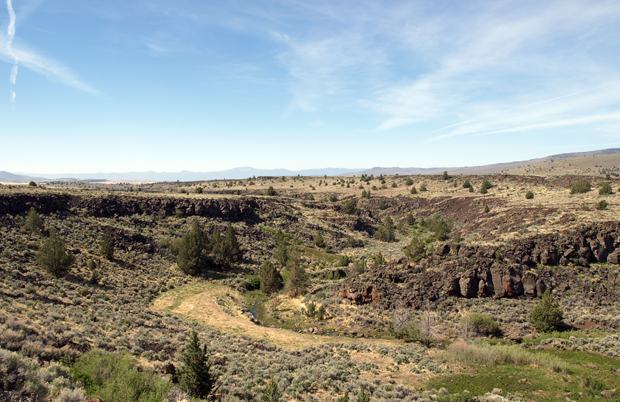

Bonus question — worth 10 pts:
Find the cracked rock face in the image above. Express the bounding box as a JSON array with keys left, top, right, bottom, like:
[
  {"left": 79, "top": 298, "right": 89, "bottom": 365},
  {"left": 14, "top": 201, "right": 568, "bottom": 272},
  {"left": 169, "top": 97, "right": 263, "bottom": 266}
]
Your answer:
[{"left": 341, "top": 222, "right": 620, "bottom": 309}]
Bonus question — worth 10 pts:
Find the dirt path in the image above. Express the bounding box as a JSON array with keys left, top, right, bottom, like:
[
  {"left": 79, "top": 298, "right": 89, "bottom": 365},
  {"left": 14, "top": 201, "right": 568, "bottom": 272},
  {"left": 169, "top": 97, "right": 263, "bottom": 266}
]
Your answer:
[{"left": 152, "top": 281, "right": 400, "bottom": 349}]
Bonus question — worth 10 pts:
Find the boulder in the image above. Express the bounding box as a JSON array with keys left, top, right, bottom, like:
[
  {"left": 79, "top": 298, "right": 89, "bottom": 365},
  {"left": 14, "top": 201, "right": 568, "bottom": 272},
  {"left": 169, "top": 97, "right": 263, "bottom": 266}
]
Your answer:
[
  {"left": 435, "top": 243, "right": 450, "bottom": 256},
  {"left": 459, "top": 276, "right": 478, "bottom": 298},
  {"left": 522, "top": 272, "right": 537, "bottom": 296},
  {"left": 607, "top": 249, "right": 620, "bottom": 265},
  {"left": 477, "top": 280, "right": 491, "bottom": 298},
  {"left": 535, "top": 279, "right": 547, "bottom": 297}
]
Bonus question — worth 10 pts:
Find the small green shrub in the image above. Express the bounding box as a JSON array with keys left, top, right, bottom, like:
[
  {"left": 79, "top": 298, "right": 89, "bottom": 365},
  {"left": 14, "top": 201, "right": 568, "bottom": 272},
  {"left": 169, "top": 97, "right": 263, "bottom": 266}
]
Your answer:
[
  {"left": 484, "top": 205, "right": 490, "bottom": 213},
  {"left": 599, "top": 182, "right": 613, "bottom": 195},
  {"left": 462, "top": 179, "right": 471, "bottom": 188},
  {"left": 71, "top": 350, "right": 171, "bottom": 402},
  {"left": 195, "top": 187, "right": 203, "bottom": 194},
  {"left": 341, "top": 198, "right": 356, "bottom": 214},
  {"left": 261, "top": 377, "right": 282, "bottom": 402},
  {"left": 405, "top": 178, "right": 413, "bottom": 186},
  {"left": 461, "top": 313, "right": 500, "bottom": 336},
  {"left": 23, "top": 207, "right": 44, "bottom": 235},
  {"left": 570, "top": 179, "right": 591, "bottom": 194},
  {"left": 419, "top": 183, "right": 427, "bottom": 192},
  {"left": 596, "top": 200, "right": 608, "bottom": 210},
  {"left": 525, "top": 190, "right": 534, "bottom": 199},
  {"left": 410, "top": 186, "right": 417, "bottom": 194},
  {"left": 374, "top": 225, "right": 395, "bottom": 242},
  {"left": 267, "top": 186, "right": 277, "bottom": 196},
  {"left": 403, "top": 236, "right": 426, "bottom": 261}
]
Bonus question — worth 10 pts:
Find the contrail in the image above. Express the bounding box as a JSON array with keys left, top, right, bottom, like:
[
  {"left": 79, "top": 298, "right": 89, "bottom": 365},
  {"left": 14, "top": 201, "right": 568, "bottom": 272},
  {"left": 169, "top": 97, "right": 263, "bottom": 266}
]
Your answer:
[{"left": 6, "top": 0, "right": 18, "bottom": 101}]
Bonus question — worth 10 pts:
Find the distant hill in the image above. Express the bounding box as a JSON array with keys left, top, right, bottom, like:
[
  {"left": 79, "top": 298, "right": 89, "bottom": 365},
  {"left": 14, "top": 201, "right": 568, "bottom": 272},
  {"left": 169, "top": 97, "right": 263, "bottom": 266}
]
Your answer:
[
  {"left": 506, "top": 153, "right": 620, "bottom": 177},
  {"left": 349, "top": 148, "right": 620, "bottom": 176},
  {"left": 5, "top": 148, "right": 620, "bottom": 182},
  {"left": 0, "top": 171, "right": 45, "bottom": 181},
  {"left": 4, "top": 167, "right": 362, "bottom": 182}
]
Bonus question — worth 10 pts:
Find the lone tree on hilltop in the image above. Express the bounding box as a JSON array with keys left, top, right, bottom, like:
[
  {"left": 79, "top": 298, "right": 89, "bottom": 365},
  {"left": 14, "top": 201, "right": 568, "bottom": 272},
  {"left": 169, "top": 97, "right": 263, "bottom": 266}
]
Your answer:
[
  {"left": 37, "top": 229, "right": 75, "bottom": 276},
  {"left": 530, "top": 289, "right": 563, "bottom": 332},
  {"left": 100, "top": 235, "right": 114, "bottom": 260},
  {"left": 177, "top": 219, "right": 207, "bottom": 275},
  {"left": 23, "top": 207, "right": 44, "bottom": 235},
  {"left": 178, "top": 331, "right": 215, "bottom": 399}
]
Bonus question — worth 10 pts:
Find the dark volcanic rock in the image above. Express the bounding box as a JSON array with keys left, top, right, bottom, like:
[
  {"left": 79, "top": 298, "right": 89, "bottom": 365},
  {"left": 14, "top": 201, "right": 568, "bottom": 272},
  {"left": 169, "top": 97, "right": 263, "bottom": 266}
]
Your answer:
[
  {"left": 341, "top": 222, "right": 620, "bottom": 309},
  {"left": 0, "top": 193, "right": 263, "bottom": 222}
]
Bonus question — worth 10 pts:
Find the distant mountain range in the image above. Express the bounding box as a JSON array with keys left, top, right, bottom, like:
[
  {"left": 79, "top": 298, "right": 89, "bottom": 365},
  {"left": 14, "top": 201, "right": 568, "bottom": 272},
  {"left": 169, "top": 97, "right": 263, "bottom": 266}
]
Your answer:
[
  {"left": 1, "top": 167, "right": 362, "bottom": 182},
  {"left": 350, "top": 148, "right": 620, "bottom": 177},
  {"left": 3, "top": 148, "right": 620, "bottom": 182}
]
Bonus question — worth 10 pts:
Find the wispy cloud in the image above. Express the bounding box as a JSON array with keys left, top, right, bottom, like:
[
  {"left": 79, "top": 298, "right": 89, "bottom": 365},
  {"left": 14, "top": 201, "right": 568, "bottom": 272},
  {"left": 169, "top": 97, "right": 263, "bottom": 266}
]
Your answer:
[
  {"left": 0, "top": 34, "right": 100, "bottom": 95},
  {"left": 2, "top": 0, "right": 99, "bottom": 98},
  {"left": 6, "top": 0, "right": 18, "bottom": 101},
  {"left": 365, "top": 0, "right": 620, "bottom": 138}
]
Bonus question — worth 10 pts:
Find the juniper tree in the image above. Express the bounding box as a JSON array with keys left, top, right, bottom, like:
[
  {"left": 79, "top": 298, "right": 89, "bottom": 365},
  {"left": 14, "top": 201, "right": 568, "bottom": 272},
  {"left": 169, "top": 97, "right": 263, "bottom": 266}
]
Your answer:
[
  {"left": 178, "top": 331, "right": 215, "bottom": 399},
  {"left": 530, "top": 289, "right": 563, "bottom": 332},
  {"left": 599, "top": 182, "right": 613, "bottom": 195},
  {"left": 177, "top": 220, "right": 207, "bottom": 275},
  {"left": 313, "top": 232, "right": 325, "bottom": 248},
  {"left": 403, "top": 236, "right": 426, "bottom": 262},
  {"left": 261, "top": 378, "right": 282, "bottom": 402},
  {"left": 209, "top": 226, "right": 224, "bottom": 265},
  {"left": 341, "top": 198, "right": 357, "bottom": 215},
  {"left": 37, "top": 229, "right": 75, "bottom": 276},
  {"left": 222, "top": 224, "right": 242, "bottom": 264},
  {"left": 284, "top": 254, "right": 308, "bottom": 297},
  {"left": 23, "top": 207, "right": 44, "bottom": 235},
  {"left": 480, "top": 179, "right": 492, "bottom": 194},
  {"left": 100, "top": 235, "right": 114, "bottom": 260},
  {"left": 259, "top": 261, "right": 283, "bottom": 295},
  {"left": 406, "top": 212, "right": 415, "bottom": 225}
]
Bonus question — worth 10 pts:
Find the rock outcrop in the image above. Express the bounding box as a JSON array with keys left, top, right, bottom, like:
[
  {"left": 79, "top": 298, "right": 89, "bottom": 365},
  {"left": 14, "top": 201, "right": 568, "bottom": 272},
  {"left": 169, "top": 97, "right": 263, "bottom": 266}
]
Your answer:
[{"left": 341, "top": 223, "right": 620, "bottom": 309}]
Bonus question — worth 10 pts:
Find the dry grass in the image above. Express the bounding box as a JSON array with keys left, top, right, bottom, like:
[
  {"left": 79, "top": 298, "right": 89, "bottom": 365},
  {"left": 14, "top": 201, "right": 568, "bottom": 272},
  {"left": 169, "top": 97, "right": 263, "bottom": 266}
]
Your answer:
[{"left": 153, "top": 281, "right": 401, "bottom": 349}]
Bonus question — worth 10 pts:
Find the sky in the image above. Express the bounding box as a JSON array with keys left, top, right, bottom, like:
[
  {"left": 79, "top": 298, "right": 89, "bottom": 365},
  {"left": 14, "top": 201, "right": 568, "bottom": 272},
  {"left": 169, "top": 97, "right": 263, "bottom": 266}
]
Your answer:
[{"left": 1, "top": 0, "right": 620, "bottom": 174}]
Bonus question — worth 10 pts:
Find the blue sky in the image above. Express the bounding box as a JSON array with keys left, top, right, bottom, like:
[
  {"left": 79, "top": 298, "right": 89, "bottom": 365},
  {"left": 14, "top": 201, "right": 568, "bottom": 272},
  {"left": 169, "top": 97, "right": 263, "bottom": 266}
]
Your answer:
[{"left": 1, "top": 0, "right": 620, "bottom": 174}]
